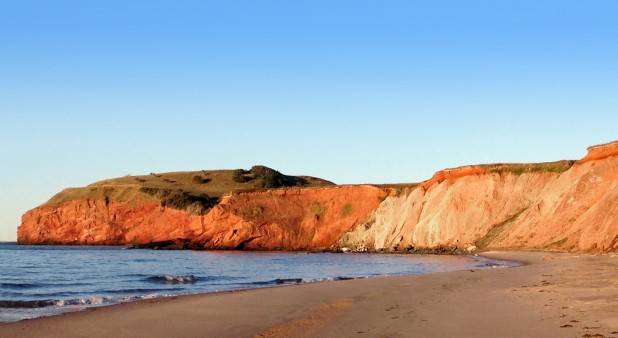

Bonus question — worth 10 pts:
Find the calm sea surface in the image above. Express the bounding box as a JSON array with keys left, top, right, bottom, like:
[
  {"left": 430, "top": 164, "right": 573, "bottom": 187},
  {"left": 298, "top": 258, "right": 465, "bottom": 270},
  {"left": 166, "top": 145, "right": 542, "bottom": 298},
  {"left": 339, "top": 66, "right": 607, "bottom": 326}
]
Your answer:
[{"left": 0, "top": 243, "right": 516, "bottom": 322}]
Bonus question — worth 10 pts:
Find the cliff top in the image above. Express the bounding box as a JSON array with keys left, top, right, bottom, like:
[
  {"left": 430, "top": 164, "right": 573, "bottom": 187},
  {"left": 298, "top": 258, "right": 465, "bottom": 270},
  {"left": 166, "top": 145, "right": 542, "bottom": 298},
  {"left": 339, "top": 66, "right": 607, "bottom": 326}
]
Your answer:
[
  {"left": 419, "top": 160, "right": 576, "bottom": 190},
  {"left": 44, "top": 166, "right": 334, "bottom": 213},
  {"left": 579, "top": 140, "right": 618, "bottom": 163}
]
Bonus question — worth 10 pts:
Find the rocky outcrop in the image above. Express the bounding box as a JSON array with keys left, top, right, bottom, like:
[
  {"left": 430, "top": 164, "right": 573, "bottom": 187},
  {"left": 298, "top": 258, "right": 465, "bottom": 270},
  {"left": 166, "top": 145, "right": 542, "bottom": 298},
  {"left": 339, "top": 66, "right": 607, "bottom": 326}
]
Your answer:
[
  {"left": 578, "top": 141, "right": 618, "bottom": 163},
  {"left": 419, "top": 166, "right": 487, "bottom": 190},
  {"left": 17, "top": 141, "right": 618, "bottom": 253},
  {"left": 18, "top": 186, "right": 386, "bottom": 250}
]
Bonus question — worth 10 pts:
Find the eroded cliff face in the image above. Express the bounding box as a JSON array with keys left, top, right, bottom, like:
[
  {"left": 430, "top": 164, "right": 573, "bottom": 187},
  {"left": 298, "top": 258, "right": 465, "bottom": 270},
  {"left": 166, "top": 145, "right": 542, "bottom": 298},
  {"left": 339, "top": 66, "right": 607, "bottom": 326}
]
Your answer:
[
  {"left": 18, "top": 186, "right": 386, "bottom": 250},
  {"left": 19, "top": 199, "right": 201, "bottom": 246},
  {"left": 18, "top": 141, "right": 618, "bottom": 253},
  {"left": 490, "top": 153, "right": 618, "bottom": 251},
  {"left": 339, "top": 170, "right": 558, "bottom": 251},
  {"left": 339, "top": 141, "right": 618, "bottom": 253}
]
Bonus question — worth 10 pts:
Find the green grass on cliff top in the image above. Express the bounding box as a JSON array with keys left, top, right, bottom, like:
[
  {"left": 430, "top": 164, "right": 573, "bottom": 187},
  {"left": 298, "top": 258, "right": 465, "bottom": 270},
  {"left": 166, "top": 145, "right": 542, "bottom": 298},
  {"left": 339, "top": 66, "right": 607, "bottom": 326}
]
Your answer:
[
  {"left": 482, "top": 160, "right": 575, "bottom": 175},
  {"left": 44, "top": 166, "right": 334, "bottom": 211}
]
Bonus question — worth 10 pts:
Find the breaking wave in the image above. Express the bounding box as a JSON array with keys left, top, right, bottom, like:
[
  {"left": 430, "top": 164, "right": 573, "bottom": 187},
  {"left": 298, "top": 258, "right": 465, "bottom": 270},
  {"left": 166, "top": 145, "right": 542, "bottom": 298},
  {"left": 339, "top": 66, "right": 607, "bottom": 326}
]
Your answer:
[
  {"left": 256, "top": 277, "right": 356, "bottom": 286},
  {"left": 147, "top": 275, "right": 198, "bottom": 284},
  {"left": 0, "top": 294, "right": 167, "bottom": 309}
]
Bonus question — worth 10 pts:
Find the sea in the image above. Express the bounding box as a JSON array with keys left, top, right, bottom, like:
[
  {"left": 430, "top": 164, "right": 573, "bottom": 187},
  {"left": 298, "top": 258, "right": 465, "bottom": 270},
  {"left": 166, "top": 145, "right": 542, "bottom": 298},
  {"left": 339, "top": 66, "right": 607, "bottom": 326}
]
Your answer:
[{"left": 0, "top": 242, "right": 516, "bottom": 323}]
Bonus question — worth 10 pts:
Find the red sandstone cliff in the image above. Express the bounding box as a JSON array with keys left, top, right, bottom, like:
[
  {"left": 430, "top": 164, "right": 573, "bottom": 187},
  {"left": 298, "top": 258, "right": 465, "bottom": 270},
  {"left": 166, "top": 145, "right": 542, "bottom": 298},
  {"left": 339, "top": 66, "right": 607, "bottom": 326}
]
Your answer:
[
  {"left": 17, "top": 141, "right": 618, "bottom": 253},
  {"left": 578, "top": 141, "right": 618, "bottom": 163},
  {"left": 18, "top": 186, "right": 386, "bottom": 250}
]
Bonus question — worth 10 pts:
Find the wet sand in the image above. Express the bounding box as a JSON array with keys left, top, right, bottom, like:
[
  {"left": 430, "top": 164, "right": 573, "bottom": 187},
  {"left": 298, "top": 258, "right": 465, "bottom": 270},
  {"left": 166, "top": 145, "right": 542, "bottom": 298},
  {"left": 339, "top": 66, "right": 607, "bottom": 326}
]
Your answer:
[{"left": 2, "top": 251, "right": 618, "bottom": 338}]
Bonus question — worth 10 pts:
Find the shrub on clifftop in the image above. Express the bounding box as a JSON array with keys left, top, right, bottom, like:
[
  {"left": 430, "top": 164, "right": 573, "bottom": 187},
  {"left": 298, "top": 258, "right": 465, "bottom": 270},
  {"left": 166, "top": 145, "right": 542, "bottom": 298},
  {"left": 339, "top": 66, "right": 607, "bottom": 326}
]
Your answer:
[
  {"left": 232, "top": 169, "right": 248, "bottom": 183},
  {"left": 140, "top": 187, "right": 219, "bottom": 215},
  {"left": 249, "top": 165, "right": 309, "bottom": 188},
  {"left": 192, "top": 175, "right": 211, "bottom": 184}
]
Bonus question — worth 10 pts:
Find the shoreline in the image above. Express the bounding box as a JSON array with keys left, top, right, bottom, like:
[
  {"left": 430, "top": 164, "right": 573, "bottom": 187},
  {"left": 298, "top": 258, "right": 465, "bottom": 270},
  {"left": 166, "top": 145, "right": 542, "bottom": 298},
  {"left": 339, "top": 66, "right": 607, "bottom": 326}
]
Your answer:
[
  {"left": 10, "top": 241, "right": 486, "bottom": 255},
  {"left": 0, "top": 251, "right": 507, "bottom": 323},
  {"left": 2, "top": 251, "right": 618, "bottom": 337}
]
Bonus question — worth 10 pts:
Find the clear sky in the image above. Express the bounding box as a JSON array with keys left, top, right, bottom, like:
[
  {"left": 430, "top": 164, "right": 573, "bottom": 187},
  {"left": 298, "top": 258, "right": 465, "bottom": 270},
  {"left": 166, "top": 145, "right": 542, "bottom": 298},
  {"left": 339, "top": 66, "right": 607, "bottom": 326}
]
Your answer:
[{"left": 1, "top": 1, "right": 617, "bottom": 241}]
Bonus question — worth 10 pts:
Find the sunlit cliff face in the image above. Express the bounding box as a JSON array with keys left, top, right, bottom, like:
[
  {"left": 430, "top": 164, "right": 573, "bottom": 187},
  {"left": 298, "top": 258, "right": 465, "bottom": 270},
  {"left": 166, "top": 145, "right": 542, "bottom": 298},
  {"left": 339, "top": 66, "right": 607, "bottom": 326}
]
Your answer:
[{"left": 18, "top": 141, "right": 618, "bottom": 253}]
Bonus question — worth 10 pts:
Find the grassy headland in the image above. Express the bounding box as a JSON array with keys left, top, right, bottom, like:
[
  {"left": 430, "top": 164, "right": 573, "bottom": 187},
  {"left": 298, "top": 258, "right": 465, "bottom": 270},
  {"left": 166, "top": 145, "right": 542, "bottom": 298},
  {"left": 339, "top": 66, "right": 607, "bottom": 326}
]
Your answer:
[{"left": 44, "top": 166, "right": 334, "bottom": 214}]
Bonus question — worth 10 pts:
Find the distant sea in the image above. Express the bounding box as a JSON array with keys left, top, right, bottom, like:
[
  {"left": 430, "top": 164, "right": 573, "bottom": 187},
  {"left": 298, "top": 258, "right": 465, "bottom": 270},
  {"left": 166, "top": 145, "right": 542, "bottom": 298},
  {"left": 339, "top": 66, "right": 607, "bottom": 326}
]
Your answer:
[{"left": 0, "top": 243, "right": 516, "bottom": 322}]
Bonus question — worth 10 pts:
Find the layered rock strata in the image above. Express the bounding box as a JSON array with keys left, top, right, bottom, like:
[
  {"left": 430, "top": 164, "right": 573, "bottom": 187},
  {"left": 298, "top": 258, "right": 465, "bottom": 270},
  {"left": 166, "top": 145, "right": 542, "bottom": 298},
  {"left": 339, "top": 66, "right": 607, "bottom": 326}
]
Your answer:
[
  {"left": 18, "top": 141, "right": 618, "bottom": 252},
  {"left": 340, "top": 141, "right": 618, "bottom": 252},
  {"left": 18, "top": 186, "right": 386, "bottom": 250}
]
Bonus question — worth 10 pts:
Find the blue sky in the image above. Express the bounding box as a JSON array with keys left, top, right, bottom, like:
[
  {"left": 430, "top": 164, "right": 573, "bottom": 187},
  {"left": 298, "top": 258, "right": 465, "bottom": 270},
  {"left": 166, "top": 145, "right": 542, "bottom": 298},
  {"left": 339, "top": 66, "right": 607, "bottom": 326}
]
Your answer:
[{"left": 1, "top": 1, "right": 617, "bottom": 241}]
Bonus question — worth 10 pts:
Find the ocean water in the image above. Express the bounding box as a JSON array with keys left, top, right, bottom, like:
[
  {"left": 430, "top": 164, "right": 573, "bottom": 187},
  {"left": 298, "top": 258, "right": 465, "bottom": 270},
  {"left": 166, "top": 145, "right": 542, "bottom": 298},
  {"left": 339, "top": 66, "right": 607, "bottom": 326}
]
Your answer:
[{"left": 0, "top": 243, "right": 515, "bottom": 322}]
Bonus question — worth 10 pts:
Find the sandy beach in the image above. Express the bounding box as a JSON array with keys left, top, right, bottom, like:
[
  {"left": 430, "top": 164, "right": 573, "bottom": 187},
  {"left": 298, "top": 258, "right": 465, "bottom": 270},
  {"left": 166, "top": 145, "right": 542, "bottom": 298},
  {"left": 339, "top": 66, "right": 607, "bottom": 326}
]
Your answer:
[{"left": 2, "top": 251, "right": 618, "bottom": 338}]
